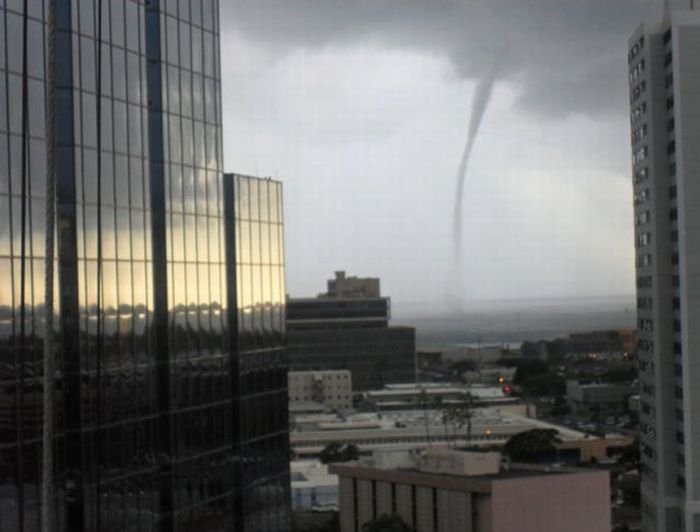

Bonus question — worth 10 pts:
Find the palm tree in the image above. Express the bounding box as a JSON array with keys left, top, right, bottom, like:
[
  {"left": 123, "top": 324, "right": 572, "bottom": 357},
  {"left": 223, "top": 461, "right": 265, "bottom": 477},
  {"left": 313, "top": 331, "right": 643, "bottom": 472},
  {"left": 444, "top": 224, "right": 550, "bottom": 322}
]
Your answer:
[
  {"left": 416, "top": 389, "right": 432, "bottom": 447},
  {"left": 441, "top": 393, "right": 474, "bottom": 448}
]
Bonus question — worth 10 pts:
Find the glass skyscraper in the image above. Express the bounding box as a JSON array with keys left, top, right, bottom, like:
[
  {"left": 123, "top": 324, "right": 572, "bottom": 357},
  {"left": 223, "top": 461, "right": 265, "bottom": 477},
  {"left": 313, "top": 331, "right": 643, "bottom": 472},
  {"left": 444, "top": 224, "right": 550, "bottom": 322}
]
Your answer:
[{"left": 0, "top": 2, "right": 289, "bottom": 531}]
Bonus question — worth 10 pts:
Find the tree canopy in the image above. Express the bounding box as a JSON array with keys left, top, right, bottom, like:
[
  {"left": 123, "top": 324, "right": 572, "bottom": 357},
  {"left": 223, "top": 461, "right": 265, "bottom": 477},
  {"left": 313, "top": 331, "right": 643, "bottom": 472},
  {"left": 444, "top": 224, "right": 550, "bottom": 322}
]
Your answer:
[
  {"left": 361, "top": 514, "right": 411, "bottom": 532},
  {"left": 503, "top": 429, "right": 561, "bottom": 462},
  {"left": 319, "top": 442, "right": 360, "bottom": 464}
]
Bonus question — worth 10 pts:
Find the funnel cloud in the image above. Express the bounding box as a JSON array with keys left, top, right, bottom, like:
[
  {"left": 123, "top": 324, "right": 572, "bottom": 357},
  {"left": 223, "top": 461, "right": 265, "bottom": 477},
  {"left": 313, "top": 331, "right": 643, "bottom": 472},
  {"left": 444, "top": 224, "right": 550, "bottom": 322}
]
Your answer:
[{"left": 450, "top": 59, "right": 501, "bottom": 309}]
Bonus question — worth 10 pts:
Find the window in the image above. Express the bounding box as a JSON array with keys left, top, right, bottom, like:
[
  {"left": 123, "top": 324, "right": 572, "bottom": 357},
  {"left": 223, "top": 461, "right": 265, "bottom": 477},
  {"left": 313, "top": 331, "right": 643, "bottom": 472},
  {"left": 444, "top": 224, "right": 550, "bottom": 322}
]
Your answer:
[
  {"left": 637, "top": 276, "right": 652, "bottom": 289},
  {"left": 635, "top": 211, "right": 650, "bottom": 226},
  {"left": 634, "top": 188, "right": 650, "bottom": 206},
  {"left": 636, "top": 232, "right": 651, "bottom": 247}
]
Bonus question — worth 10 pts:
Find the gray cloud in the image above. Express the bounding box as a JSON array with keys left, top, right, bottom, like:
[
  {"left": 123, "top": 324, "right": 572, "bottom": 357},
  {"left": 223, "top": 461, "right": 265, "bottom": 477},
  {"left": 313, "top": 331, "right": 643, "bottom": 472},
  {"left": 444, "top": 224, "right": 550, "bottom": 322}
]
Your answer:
[{"left": 221, "top": 0, "right": 658, "bottom": 118}]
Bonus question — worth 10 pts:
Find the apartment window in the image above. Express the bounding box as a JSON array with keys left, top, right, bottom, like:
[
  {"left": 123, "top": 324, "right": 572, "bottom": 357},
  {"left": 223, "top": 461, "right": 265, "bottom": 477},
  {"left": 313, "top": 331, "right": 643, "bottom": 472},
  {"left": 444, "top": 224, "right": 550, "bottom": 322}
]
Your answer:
[
  {"left": 664, "top": 51, "right": 673, "bottom": 66},
  {"left": 665, "top": 73, "right": 674, "bottom": 89},
  {"left": 670, "top": 186, "right": 677, "bottom": 199},
  {"left": 631, "top": 81, "right": 646, "bottom": 102},
  {"left": 633, "top": 147, "right": 648, "bottom": 165},
  {"left": 641, "top": 442, "right": 655, "bottom": 460},
  {"left": 630, "top": 102, "right": 647, "bottom": 124},
  {"left": 674, "top": 320, "right": 682, "bottom": 332},
  {"left": 639, "top": 318, "right": 653, "bottom": 332},
  {"left": 641, "top": 422, "right": 656, "bottom": 439},
  {"left": 673, "top": 299, "right": 681, "bottom": 312},
  {"left": 637, "top": 276, "right": 652, "bottom": 289},
  {"left": 634, "top": 167, "right": 648, "bottom": 184},
  {"left": 637, "top": 297, "right": 653, "bottom": 310},
  {"left": 672, "top": 252, "right": 679, "bottom": 265},
  {"left": 638, "top": 339, "right": 654, "bottom": 353},
  {"left": 639, "top": 359, "right": 649, "bottom": 372},
  {"left": 670, "top": 162, "right": 677, "bottom": 177},
  {"left": 668, "top": 118, "right": 675, "bottom": 132},
  {"left": 667, "top": 95, "right": 675, "bottom": 110},
  {"left": 635, "top": 211, "right": 650, "bottom": 225},
  {"left": 667, "top": 140, "right": 676, "bottom": 155},
  {"left": 636, "top": 254, "right": 652, "bottom": 268},
  {"left": 636, "top": 232, "right": 651, "bottom": 247},
  {"left": 634, "top": 188, "right": 650, "bottom": 205},
  {"left": 663, "top": 29, "right": 672, "bottom": 45}
]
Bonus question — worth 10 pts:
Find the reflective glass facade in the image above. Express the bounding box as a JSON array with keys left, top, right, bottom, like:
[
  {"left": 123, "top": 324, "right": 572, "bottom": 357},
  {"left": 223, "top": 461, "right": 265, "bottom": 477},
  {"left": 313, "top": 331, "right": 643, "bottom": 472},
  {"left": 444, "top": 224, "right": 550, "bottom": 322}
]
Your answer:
[
  {"left": 0, "top": 2, "right": 290, "bottom": 531},
  {"left": 226, "top": 173, "right": 289, "bottom": 532}
]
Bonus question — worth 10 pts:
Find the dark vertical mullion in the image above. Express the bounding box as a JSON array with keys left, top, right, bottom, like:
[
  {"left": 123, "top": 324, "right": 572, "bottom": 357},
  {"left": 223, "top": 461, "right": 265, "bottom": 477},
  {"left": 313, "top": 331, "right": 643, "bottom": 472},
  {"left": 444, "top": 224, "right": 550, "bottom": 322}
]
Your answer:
[
  {"left": 144, "top": 2, "right": 173, "bottom": 530},
  {"left": 223, "top": 173, "right": 243, "bottom": 531},
  {"left": 54, "top": 0, "right": 84, "bottom": 528}
]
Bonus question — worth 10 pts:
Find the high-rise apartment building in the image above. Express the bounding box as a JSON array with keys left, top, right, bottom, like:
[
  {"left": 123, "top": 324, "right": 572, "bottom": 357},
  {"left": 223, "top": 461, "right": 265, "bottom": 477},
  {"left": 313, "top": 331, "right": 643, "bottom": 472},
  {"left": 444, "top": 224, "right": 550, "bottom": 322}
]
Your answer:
[
  {"left": 629, "top": 5, "right": 700, "bottom": 531},
  {"left": 0, "top": 2, "right": 289, "bottom": 531}
]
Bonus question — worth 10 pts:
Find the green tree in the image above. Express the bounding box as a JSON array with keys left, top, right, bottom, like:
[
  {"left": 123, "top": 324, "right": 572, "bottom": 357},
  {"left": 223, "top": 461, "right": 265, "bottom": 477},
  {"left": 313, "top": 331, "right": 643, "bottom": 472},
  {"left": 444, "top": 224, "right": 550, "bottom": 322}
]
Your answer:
[
  {"left": 519, "top": 373, "right": 566, "bottom": 397},
  {"left": 503, "top": 429, "right": 561, "bottom": 462},
  {"left": 441, "top": 395, "right": 474, "bottom": 447},
  {"left": 361, "top": 514, "right": 411, "bottom": 532},
  {"left": 513, "top": 359, "right": 549, "bottom": 384},
  {"left": 319, "top": 442, "right": 360, "bottom": 464}
]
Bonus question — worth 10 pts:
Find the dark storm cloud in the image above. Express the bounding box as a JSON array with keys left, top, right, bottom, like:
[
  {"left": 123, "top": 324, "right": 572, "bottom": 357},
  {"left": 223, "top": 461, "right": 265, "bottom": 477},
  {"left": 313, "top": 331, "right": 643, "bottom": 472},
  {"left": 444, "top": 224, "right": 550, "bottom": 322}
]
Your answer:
[{"left": 221, "top": 0, "right": 657, "bottom": 118}]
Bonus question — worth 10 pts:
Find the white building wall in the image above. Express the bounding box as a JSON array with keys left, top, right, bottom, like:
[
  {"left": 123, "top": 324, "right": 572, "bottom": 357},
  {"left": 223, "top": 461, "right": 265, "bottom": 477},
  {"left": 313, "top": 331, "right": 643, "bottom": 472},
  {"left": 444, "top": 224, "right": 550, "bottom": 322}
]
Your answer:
[
  {"left": 673, "top": 14, "right": 700, "bottom": 530},
  {"left": 288, "top": 370, "right": 353, "bottom": 409}
]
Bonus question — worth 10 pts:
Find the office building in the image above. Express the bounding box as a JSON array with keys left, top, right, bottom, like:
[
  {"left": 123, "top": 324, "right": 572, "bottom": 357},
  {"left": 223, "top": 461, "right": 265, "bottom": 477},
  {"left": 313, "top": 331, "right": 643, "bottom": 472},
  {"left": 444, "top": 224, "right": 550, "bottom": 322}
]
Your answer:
[
  {"left": 565, "top": 380, "right": 637, "bottom": 416},
  {"left": 287, "top": 272, "right": 416, "bottom": 390},
  {"left": 324, "top": 270, "right": 380, "bottom": 298},
  {"left": 629, "top": 4, "right": 700, "bottom": 531},
  {"left": 288, "top": 370, "right": 353, "bottom": 410},
  {"left": 0, "top": 2, "right": 289, "bottom": 530},
  {"left": 330, "top": 449, "right": 611, "bottom": 532}
]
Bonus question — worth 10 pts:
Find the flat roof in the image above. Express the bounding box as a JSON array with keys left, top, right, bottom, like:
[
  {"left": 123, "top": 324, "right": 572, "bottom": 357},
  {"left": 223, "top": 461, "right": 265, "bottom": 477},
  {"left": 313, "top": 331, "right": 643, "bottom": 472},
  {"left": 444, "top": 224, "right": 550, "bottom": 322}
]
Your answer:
[{"left": 328, "top": 462, "right": 602, "bottom": 494}]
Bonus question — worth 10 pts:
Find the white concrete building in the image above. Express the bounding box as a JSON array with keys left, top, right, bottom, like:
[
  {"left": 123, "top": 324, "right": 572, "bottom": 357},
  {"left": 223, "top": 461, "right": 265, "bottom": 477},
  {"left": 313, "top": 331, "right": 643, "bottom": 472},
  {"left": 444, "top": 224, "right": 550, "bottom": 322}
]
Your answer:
[
  {"left": 291, "top": 461, "right": 339, "bottom": 511},
  {"left": 629, "top": 4, "right": 700, "bottom": 531},
  {"left": 289, "top": 370, "right": 353, "bottom": 410}
]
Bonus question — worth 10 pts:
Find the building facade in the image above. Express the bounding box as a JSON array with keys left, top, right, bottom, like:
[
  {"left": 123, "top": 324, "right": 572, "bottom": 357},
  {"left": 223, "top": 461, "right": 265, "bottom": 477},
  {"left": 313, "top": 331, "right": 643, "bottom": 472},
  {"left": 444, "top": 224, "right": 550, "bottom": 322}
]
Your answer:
[
  {"left": 629, "top": 5, "right": 700, "bottom": 531},
  {"left": 330, "top": 451, "right": 611, "bottom": 532},
  {"left": 0, "top": 2, "right": 289, "bottom": 530},
  {"left": 288, "top": 370, "right": 353, "bottom": 410},
  {"left": 287, "top": 273, "right": 415, "bottom": 390}
]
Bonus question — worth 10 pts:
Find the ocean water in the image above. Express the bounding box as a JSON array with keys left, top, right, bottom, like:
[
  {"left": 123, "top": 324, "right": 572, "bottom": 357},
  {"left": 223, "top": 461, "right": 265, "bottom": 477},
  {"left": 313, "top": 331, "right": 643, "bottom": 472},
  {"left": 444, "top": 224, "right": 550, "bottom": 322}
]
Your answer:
[{"left": 391, "top": 295, "right": 636, "bottom": 346}]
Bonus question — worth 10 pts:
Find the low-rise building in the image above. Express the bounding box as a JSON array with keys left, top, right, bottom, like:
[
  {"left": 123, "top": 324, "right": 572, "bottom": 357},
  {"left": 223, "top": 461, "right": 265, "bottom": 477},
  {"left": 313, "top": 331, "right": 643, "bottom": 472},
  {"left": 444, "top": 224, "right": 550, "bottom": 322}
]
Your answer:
[
  {"left": 360, "top": 383, "right": 525, "bottom": 414},
  {"left": 330, "top": 449, "right": 611, "bottom": 532},
  {"left": 289, "top": 370, "right": 353, "bottom": 410},
  {"left": 566, "top": 380, "right": 637, "bottom": 416},
  {"left": 291, "top": 461, "right": 339, "bottom": 511},
  {"left": 290, "top": 408, "right": 632, "bottom": 463}
]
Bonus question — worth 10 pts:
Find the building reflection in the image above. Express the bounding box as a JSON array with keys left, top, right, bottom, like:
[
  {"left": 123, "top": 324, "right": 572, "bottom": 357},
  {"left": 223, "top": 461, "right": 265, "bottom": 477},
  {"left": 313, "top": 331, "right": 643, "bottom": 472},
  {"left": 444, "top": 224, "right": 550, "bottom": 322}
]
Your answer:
[{"left": 0, "top": 2, "right": 290, "bottom": 531}]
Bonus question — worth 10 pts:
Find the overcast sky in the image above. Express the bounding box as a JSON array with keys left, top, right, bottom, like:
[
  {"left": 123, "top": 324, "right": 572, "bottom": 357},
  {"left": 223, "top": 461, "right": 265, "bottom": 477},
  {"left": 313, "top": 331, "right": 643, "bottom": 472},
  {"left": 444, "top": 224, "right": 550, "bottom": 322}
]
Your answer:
[{"left": 219, "top": 0, "right": 662, "bottom": 309}]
